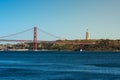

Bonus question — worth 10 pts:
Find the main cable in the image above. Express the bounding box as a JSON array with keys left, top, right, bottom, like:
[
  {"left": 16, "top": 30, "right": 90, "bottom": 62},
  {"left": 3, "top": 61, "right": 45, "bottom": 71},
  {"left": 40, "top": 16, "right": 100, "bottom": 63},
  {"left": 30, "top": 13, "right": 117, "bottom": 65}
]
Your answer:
[
  {"left": 0, "top": 27, "right": 33, "bottom": 39},
  {"left": 38, "top": 28, "right": 65, "bottom": 40}
]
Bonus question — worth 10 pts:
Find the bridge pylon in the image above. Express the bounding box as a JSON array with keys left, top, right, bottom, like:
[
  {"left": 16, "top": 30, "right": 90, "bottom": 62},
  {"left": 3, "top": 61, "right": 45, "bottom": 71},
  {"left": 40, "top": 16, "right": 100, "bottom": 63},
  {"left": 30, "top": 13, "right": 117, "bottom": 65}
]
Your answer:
[{"left": 33, "top": 27, "right": 37, "bottom": 51}]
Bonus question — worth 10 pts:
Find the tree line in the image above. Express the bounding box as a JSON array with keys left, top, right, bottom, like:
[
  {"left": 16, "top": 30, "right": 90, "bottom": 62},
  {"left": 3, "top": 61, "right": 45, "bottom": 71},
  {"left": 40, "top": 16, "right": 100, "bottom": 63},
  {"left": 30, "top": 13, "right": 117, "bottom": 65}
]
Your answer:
[{"left": 1, "top": 39, "right": 120, "bottom": 51}]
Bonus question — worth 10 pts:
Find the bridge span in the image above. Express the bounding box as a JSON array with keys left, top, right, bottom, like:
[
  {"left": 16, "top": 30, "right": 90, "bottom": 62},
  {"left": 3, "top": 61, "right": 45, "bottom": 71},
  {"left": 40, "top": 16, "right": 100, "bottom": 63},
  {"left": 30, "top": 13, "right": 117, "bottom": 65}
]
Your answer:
[{"left": 0, "top": 27, "right": 95, "bottom": 51}]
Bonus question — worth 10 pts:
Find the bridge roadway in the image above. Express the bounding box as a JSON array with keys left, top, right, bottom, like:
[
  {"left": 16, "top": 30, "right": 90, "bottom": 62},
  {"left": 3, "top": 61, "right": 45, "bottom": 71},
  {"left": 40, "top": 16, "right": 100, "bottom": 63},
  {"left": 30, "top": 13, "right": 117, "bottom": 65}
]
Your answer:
[
  {"left": 0, "top": 39, "right": 54, "bottom": 43},
  {"left": 0, "top": 39, "right": 95, "bottom": 45}
]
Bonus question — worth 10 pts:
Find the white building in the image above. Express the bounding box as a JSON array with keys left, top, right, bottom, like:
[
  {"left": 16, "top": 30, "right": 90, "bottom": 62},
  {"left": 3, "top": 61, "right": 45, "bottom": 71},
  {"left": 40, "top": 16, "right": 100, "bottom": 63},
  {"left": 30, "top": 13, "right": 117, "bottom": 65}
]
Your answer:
[{"left": 86, "top": 29, "right": 90, "bottom": 40}]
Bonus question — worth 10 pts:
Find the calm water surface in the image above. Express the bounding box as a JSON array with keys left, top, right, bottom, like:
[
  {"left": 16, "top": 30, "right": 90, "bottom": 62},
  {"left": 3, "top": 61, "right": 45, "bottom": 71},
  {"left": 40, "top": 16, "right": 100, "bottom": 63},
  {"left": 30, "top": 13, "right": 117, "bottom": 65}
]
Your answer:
[{"left": 0, "top": 51, "right": 120, "bottom": 80}]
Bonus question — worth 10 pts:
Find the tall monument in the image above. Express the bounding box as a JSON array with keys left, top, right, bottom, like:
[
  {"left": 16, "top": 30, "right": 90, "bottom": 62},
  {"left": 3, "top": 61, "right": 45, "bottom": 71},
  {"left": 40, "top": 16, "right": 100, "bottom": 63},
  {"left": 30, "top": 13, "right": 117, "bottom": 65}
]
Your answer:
[{"left": 86, "top": 29, "right": 90, "bottom": 40}]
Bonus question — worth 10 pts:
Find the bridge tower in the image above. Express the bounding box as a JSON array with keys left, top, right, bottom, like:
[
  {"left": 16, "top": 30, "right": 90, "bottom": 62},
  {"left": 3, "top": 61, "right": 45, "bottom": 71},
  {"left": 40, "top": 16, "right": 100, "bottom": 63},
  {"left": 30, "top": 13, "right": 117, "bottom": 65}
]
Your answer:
[{"left": 33, "top": 27, "right": 37, "bottom": 51}]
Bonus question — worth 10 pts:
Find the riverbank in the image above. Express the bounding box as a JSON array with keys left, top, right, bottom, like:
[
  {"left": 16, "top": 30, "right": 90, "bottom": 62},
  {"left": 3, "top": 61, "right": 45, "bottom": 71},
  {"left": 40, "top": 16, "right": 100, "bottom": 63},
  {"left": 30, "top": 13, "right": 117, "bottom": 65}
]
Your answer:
[{"left": 0, "top": 39, "right": 120, "bottom": 51}]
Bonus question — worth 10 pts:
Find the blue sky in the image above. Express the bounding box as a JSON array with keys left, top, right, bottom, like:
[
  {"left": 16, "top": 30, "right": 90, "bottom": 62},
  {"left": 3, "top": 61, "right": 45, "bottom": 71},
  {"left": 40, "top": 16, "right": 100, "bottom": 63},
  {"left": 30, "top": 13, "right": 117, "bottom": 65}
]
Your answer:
[{"left": 0, "top": 0, "right": 120, "bottom": 40}]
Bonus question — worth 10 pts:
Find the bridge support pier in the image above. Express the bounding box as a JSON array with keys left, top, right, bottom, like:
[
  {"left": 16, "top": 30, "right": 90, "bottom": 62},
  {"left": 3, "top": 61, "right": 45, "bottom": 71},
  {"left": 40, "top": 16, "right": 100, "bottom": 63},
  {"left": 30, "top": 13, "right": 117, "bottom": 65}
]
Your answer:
[{"left": 33, "top": 27, "right": 37, "bottom": 51}]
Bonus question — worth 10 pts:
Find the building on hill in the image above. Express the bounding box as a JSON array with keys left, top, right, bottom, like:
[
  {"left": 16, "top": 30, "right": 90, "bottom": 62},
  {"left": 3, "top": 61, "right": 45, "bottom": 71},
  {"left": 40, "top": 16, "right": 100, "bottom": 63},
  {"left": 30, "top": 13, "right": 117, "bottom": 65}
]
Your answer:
[{"left": 86, "top": 29, "right": 90, "bottom": 40}]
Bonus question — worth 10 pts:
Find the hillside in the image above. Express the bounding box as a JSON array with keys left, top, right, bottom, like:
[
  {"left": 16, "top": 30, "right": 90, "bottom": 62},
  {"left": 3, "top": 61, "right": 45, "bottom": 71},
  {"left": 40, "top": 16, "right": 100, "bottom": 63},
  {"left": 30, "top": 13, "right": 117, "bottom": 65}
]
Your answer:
[{"left": 1, "top": 39, "right": 120, "bottom": 51}]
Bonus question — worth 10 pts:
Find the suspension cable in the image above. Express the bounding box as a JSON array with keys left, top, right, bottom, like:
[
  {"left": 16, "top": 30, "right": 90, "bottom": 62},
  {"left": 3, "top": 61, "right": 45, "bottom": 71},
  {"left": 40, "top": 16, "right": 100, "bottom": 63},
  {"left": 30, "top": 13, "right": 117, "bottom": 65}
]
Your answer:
[
  {"left": 38, "top": 28, "right": 65, "bottom": 40},
  {"left": 0, "top": 27, "right": 33, "bottom": 39}
]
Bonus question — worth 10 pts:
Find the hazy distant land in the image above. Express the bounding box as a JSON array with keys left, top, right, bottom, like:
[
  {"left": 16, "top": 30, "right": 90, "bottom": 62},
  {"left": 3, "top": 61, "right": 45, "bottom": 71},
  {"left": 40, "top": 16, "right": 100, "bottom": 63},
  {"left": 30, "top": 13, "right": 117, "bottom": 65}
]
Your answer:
[{"left": 0, "top": 39, "right": 120, "bottom": 51}]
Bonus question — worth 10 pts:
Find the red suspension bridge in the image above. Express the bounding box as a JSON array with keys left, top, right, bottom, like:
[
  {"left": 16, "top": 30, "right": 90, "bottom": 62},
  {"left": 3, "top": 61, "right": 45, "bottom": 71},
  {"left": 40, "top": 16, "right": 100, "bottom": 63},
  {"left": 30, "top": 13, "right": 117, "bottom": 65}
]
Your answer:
[{"left": 0, "top": 27, "right": 94, "bottom": 51}]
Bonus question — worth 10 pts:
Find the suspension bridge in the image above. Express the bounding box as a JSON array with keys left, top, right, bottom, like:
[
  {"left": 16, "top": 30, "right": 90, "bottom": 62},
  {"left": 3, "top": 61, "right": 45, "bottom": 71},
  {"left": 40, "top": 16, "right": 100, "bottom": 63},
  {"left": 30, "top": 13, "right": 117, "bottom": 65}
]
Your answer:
[{"left": 0, "top": 27, "right": 95, "bottom": 51}]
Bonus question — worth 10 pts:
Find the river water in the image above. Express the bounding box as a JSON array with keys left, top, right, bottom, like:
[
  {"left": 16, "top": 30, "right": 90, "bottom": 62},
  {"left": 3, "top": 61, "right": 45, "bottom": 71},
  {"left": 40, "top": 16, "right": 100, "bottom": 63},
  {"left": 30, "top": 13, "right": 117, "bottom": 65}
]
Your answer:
[{"left": 0, "top": 51, "right": 120, "bottom": 80}]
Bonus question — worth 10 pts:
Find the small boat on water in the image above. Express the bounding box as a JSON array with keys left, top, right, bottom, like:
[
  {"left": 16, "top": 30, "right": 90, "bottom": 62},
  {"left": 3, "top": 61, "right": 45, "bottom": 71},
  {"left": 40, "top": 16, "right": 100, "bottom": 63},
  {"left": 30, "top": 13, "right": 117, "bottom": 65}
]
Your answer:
[{"left": 80, "top": 49, "right": 82, "bottom": 52}]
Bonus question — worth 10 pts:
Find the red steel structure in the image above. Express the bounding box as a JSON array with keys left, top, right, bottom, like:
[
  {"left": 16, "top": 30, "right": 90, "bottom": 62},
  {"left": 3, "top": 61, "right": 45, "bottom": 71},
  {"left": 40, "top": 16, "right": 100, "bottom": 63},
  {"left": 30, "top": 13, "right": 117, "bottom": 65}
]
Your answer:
[
  {"left": 33, "top": 27, "right": 37, "bottom": 51},
  {"left": 0, "top": 27, "right": 95, "bottom": 51}
]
